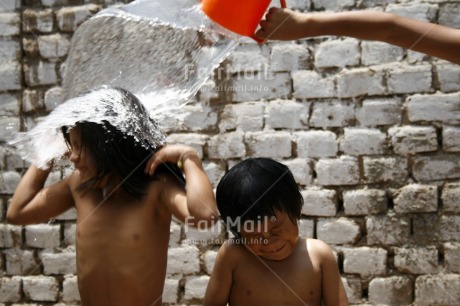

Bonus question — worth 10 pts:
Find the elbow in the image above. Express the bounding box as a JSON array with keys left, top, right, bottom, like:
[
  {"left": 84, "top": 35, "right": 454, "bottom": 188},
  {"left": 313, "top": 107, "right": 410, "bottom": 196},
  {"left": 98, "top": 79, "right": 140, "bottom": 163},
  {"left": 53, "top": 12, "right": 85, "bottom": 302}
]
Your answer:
[{"left": 6, "top": 210, "right": 21, "bottom": 225}]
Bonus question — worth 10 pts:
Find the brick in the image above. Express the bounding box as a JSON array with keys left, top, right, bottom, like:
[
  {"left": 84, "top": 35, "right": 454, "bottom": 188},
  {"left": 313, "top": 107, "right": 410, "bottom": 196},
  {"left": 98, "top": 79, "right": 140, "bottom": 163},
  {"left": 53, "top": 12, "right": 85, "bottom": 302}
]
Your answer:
[
  {"left": 366, "top": 214, "right": 410, "bottom": 245},
  {"left": 218, "top": 102, "right": 264, "bottom": 132},
  {"left": 62, "top": 275, "right": 80, "bottom": 303},
  {"left": 296, "top": 131, "right": 338, "bottom": 158},
  {"left": 166, "top": 245, "right": 200, "bottom": 275},
  {"left": 169, "top": 221, "right": 181, "bottom": 248},
  {"left": 315, "top": 38, "right": 360, "bottom": 68},
  {"left": 340, "top": 128, "right": 386, "bottom": 155},
  {"left": 412, "top": 214, "right": 441, "bottom": 245},
  {"left": 56, "top": 4, "right": 100, "bottom": 32},
  {"left": 184, "top": 221, "right": 224, "bottom": 246},
  {"left": 0, "top": 12, "right": 20, "bottom": 35},
  {"left": 436, "top": 63, "right": 460, "bottom": 92},
  {"left": 395, "top": 247, "right": 439, "bottom": 274},
  {"left": 182, "top": 104, "right": 218, "bottom": 132},
  {"left": 208, "top": 132, "right": 245, "bottom": 159},
  {"left": 361, "top": 41, "right": 404, "bottom": 65},
  {"left": 270, "top": 44, "right": 309, "bottom": 72},
  {"left": 266, "top": 100, "right": 309, "bottom": 129},
  {"left": 407, "top": 93, "right": 460, "bottom": 124},
  {"left": 24, "top": 61, "right": 58, "bottom": 86},
  {"left": 0, "top": 0, "right": 20, "bottom": 12},
  {"left": 40, "top": 250, "right": 76, "bottom": 275},
  {"left": 0, "top": 61, "right": 21, "bottom": 91},
  {"left": 386, "top": 3, "right": 437, "bottom": 22},
  {"left": 413, "top": 155, "right": 460, "bottom": 181},
  {"left": 285, "top": 0, "right": 311, "bottom": 10},
  {"left": 0, "top": 40, "right": 21, "bottom": 63},
  {"left": 442, "top": 183, "right": 460, "bottom": 213},
  {"left": 22, "top": 89, "right": 44, "bottom": 113},
  {"left": 342, "top": 277, "right": 362, "bottom": 303},
  {"left": 293, "top": 70, "right": 335, "bottom": 99},
  {"left": 245, "top": 132, "right": 292, "bottom": 158},
  {"left": 203, "top": 249, "right": 218, "bottom": 275},
  {"left": 162, "top": 278, "right": 179, "bottom": 304},
  {"left": 203, "top": 161, "right": 225, "bottom": 188},
  {"left": 312, "top": 0, "right": 354, "bottom": 10},
  {"left": 22, "top": 9, "right": 53, "bottom": 33},
  {"left": 389, "top": 126, "right": 438, "bottom": 154},
  {"left": 63, "top": 223, "right": 76, "bottom": 246},
  {"left": 439, "top": 2, "right": 460, "bottom": 28},
  {"left": 363, "top": 156, "right": 408, "bottom": 184},
  {"left": 394, "top": 184, "right": 438, "bottom": 213},
  {"left": 415, "top": 274, "right": 460, "bottom": 305},
  {"left": 0, "top": 170, "right": 21, "bottom": 193},
  {"left": 369, "top": 276, "right": 413, "bottom": 305},
  {"left": 231, "top": 72, "right": 291, "bottom": 102},
  {"left": 443, "top": 126, "right": 460, "bottom": 152},
  {"left": 317, "top": 218, "right": 360, "bottom": 245},
  {"left": 356, "top": 98, "right": 402, "bottom": 127},
  {"left": 444, "top": 242, "right": 460, "bottom": 273},
  {"left": 5, "top": 249, "right": 37, "bottom": 275},
  {"left": 301, "top": 188, "right": 337, "bottom": 217},
  {"left": 226, "top": 45, "right": 269, "bottom": 73},
  {"left": 343, "top": 247, "right": 387, "bottom": 276},
  {"left": 25, "top": 224, "right": 61, "bottom": 249},
  {"left": 310, "top": 100, "right": 354, "bottom": 128},
  {"left": 343, "top": 189, "right": 387, "bottom": 216},
  {"left": 0, "top": 277, "right": 21, "bottom": 302},
  {"left": 388, "top": 64, "right": 433, "bottom": 94},
  {"left": 298, "top": 219, "right": 314, "bottom": 238},
  {"left": 0, "top": 93, "right": 19, "bottom": 116},
  {"left": 38, "top": 34, "right": 71, "bottom": 59},
  {"left": 283, "top": 158, "right": 313, "bottom": 186},
  {"left": 22, "top": 276, "right": 59, "bottom": 301},
  {"left": 441, "top": 215, "right": 460, "bottom": 242},
  {"left": 337, "top": 67, "right": 385, "bottom": 98},
  {"left": 0, "top": 224, "right": 21, "bottom": 247},
  {"left": 183, "top": 275, "right": 210, "bottom": 301},
  {"left": 316, "top": 156, "right": 360, "bottom": 186}
]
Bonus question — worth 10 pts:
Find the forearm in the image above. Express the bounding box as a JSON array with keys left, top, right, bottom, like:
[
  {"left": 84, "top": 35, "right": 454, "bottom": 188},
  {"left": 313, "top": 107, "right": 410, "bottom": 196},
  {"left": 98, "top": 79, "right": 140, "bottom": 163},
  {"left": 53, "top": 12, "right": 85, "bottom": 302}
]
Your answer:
[
  {"left": 181, "top": 155, "right": 218, "bottom": 226},
  {"left": 311, "top": 11, "right": 460, "bottom": 64},
  {"left": 7, "top": 165, "right": 51, "bottom": 223}
]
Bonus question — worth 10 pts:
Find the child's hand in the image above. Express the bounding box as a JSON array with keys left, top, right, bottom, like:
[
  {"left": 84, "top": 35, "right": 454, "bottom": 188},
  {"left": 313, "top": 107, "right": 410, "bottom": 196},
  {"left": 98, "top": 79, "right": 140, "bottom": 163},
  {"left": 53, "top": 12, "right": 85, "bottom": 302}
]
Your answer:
[
  {"left": 144, "top": 144, "right": 199, "bottom": 176},
  {"left": 256, "top": 8, "right": 311, "bottom": 41}
]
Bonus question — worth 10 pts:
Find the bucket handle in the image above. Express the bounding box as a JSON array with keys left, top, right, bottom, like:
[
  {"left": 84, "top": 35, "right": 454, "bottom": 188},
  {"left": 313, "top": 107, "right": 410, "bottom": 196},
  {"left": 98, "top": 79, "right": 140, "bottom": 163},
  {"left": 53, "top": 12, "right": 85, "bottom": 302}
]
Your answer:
[{"left": 251, "top": 0, "right": 287, "bottom": 44}]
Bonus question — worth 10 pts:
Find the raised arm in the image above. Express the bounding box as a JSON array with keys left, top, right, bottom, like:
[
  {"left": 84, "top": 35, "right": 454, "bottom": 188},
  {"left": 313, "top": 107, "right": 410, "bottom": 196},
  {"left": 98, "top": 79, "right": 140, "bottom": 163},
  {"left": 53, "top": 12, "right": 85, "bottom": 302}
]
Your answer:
[
  {"left": 145, "top": 144, "right": 218, "bottom": 227},
  {"left": 7, "top": 165, "right": 75, "bottom": 225},
  {"left": 256, "top": 9, "right": 460, "bottom": 65}
]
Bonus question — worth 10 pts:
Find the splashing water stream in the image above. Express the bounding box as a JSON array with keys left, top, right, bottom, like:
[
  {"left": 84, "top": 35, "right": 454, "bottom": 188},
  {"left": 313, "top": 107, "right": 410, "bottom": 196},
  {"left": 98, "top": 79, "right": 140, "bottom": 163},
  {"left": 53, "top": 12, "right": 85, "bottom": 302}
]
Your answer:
[{"left": 10, "top": 0, "right": 240, "bottom": 168}]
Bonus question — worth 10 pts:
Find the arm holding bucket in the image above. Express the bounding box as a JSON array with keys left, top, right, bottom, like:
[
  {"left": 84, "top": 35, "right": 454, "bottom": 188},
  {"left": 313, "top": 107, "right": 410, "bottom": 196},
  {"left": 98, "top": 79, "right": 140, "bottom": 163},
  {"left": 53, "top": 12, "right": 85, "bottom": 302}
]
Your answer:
[{"left": 256, "top": 8, "right": 460, "bottom": 64}]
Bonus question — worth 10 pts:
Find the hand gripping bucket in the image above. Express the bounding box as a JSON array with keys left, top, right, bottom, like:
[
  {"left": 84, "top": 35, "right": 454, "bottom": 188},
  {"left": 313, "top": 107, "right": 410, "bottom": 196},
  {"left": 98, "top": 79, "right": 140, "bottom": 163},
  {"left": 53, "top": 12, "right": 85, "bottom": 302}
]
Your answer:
[{"left": 201, "top": 0, "right": 287, "bottom": 43}]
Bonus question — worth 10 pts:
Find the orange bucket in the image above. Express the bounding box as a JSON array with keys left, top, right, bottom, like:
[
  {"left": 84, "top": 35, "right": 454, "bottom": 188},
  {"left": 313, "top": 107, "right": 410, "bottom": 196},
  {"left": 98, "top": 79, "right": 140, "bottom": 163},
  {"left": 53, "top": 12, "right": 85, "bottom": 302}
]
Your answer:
[{"left": 201, "top": 0, "right": 287, "bottom": 43}]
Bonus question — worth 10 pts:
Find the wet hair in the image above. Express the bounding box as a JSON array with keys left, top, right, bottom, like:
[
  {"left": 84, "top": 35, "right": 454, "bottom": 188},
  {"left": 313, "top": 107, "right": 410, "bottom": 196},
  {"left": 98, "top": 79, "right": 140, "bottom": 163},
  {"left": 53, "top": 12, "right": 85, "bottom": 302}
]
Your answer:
[
  {"left": 62, "top": 88, "right": 184, "bottom": 199},
  {"left": 216, "top": 158, "right": 303, "bottom": 237}
]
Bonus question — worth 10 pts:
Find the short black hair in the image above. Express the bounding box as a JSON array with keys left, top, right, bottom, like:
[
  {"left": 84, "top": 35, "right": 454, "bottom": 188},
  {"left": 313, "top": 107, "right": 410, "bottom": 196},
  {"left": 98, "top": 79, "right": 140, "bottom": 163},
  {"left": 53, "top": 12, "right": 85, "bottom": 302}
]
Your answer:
[{"left": 216, "top": 158, "right": 303, "bottom": 236}]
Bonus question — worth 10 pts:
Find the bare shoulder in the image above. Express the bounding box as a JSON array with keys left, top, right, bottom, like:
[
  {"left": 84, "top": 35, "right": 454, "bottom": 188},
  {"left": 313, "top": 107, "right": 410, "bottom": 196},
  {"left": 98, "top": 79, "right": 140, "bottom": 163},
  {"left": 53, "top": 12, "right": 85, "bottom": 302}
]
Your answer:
[
  {"left": 217, "top": 239, "right": 247, "bottom": 264},
  {"left": 306, "top": 238, "right": 336, "bottom": 262}
]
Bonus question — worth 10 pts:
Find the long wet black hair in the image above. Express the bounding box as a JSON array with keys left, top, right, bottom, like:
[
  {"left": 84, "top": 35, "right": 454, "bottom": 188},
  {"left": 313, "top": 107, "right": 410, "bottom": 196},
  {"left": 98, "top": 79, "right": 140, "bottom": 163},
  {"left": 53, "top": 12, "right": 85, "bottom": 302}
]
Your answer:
[{"left": 62, "top": 88, "right": 184, "bottom": 199}]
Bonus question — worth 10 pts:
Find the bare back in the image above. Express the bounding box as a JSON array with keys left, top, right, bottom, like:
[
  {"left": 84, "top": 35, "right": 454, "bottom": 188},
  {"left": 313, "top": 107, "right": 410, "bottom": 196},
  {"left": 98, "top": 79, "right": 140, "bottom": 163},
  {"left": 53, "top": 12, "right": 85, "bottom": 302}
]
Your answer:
[{"left": 70, "top": 170, "right": 179, "bottom": 306}]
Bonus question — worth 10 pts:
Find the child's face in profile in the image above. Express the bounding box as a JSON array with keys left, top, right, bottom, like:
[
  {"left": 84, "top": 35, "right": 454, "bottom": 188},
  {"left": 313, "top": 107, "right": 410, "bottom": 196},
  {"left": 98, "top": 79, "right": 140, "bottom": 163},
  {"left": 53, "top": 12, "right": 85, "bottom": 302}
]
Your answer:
[
  {"left": 68, "top": 127, "right": 95, "bottom": 180},
  {"left": 240, "top": 210, "right": 299, "bottom": 261}
]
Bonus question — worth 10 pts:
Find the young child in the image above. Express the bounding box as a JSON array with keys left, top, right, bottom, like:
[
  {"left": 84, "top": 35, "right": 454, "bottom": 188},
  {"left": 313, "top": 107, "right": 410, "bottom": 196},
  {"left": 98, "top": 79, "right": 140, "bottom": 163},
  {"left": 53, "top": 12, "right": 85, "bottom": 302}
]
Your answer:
[
  {"left": 204, "top": 158, "right": 348, "bottom": 306},
  {"left": 7, "top": 87, "right": 218, "bottom": 306},
  {"left": 255, "top": 8, "right": 460, "bottom": 65}
]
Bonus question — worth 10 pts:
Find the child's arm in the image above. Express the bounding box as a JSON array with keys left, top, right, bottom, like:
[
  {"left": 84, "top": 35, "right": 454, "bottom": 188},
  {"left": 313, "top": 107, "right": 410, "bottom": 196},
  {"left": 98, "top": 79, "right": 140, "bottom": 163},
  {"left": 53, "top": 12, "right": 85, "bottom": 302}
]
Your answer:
[
  {"left": 145, "top": 144, "right": 218, "bottom": 227},
  {"left": 7, "top": 165, "right": 75, "bottom": 225},
  {"left": 256, "top": 9, "right": 460, "bottom": 65},
  {"left": 203, "top": 242, "right": 233, "bottom": 306},
  {"left": 311, "top": 240, "right": 349, "bottom": 306}
]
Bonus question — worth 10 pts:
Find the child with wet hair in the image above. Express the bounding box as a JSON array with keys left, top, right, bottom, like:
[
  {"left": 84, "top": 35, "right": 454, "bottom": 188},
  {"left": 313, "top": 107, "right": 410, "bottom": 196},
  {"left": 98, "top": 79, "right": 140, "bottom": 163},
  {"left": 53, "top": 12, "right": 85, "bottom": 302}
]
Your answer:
[
  {"left": 8, "top": 87, "right": 217, "bottom": 306},
  {"left": 256, "top": 8, "right": 460, "bottom": 65},
  {"left": 204, "top": 157, "right": 348, "bottom": 306}
]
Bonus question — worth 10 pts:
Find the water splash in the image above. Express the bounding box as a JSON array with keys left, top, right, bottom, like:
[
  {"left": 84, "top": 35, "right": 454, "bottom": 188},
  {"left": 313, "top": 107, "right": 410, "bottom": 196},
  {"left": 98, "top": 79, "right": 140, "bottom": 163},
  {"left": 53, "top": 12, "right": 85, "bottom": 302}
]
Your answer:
[
  {"left": 10, "top": 0, "right": 241, "bottom": 168},
  {"left": 63, "top": 0, "right": 239, "bottom": 118},
  {"left": 10, "top": 87, "right": 167, "bottom": 168}
]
